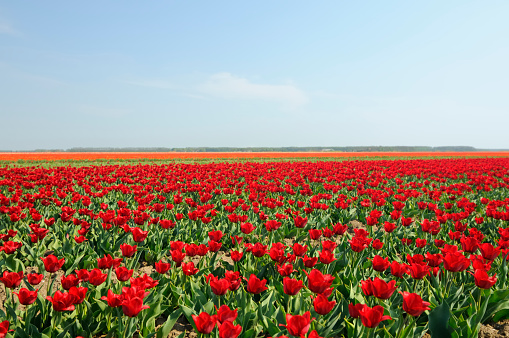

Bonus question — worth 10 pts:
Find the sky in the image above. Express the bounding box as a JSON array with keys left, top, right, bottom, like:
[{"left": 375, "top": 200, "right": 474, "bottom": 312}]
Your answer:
[{"left": 1, "top": 1, "right": 508, "bottom": 150}]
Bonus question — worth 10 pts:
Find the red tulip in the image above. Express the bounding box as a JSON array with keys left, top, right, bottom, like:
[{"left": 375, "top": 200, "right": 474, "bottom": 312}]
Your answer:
[
  {"left": 41, "top": 254, "right": 65, "bottom": 273},
  {"left": 122, "top": 297, "right": 149, "bottom": 317},
  {"left": 283, "top": 277, "right": 304, "bottom": 296},
  {"left": 182, "top": 262, "right": 199, "bottom": 276},
  {"left": 119, "top": 243, "right": 137, "bottom": 258},
  {"left": 303, "top": 269, "right": 334, "bottom": 294},
  {"left": 278, "top": 263, "right": 295, "bottom": 277},
  {"left": 14, "top": 288, "right": 38, "bottom": 305},
  {"left": 0, "top": 320, "right": 13, "bottom": 337},
  {"left": 294, "top": 216, "right": 308, "bottom": 228},
  {"left": 425, "top": 252, "right": 443, "bottom": 267},
  {"left": 208, "top": 230, "right": 223, "bottom": 242},
  {"left": 318, "top": 250, "right": 336, "bottom": 264},
  {"left": 348, "top": 303, "right": 367, "bottom": 318},
  {"left": 230, "top": 250, "right": 243, "bottom": 262},
  {"left": 69, "top": 286, "right": 87, "bottom": 304},
  {"left": 61, "top": 274, "right": 80, "bottom": 290},
  {"left": 240, "top": 222, "right": 255, "bottom": 234},
  {"left": 479, "top": 243, "right": 500, "bottom": 261},
  {"left": 101, "top": 289, "right": 123, "bottom": 308},
  {"left": 130, "top": 274, "right": 158, "bottom": 289},
  {"left": 88, "top": 268, "right": 107, "bottom": 286},
  {"left": 115, "top": 266, "right": 134, "bottom": 282},
  {"left": 370, "top": 255, "right": 390, "bottom": 272},
  {"left": 371, "top": 277, "right": 397, "bottom": 300},
  {"left": 302, "top": 256, "right": 318, "bottom": 268},
  {"left": 219, "top": 321, "right": 242, "bottom": 338},
  {"left": 208, "top": 240, "right": 222, "bottom": 252},
  {"left": 0, "top": 271, "right": 23, "bottom": 289},
  {"left": 27, "top": 273, "right": 44, "bottom": 285},
  {"left": 131, "top": 227, "right": 148, "bottom": 242},
  {"left": 209, "top": 276, "right": 231, "bottom": 296},
  {"left": 400, "top": 291, "right": 431, "bottom": 316},
  {"left": 46, "top": 290, "right": 75, "bottom": 312},
  {"left": 75, "top": 269, "right": 90, "bottom": 282},
  {"left": 358, "top": 305, "right": 392, "bottom": 328},
  {"left": 1, "top": 241, "right": 22, "bottom": 254},
  {"left": 192, "top": 312, "right": 217, "bottom": 334},
  {"left": 443, "top": 252, "right": 470, "bottom": 272},
  {"left": 225, "top": 271, "right": 241, "bottom": 291},
  {"left": 216, "top": 305, "right": 238, "bottom": 324},
  {"left": 97, "top": 254, "right": 122, "bottom": 270},
  {"left": 407, "top": 263, "right": 430, "bottom": 279},
  {"left": 471, "top": 269, "right": 497, "bottom": 289},
  {"left": 390, "top": 261, "right": 407, "bottom": 278},
  {"left": 280, "top": 311, "right": 312, "bottom": 338},
  {"left": 292, "top": 243, "right": 308, "bottom": 257},
  {"left": 308, "top": 229, "right": 322, "bottom": 240},
  {"left": 155, "top": 260, "right": 171, "bottom": 274},
  {"left": 313, "top": 294, "right": 336, "bottom": 315},
  {"left": 245, "top": 274, "right": 267, "bottom": 294}
]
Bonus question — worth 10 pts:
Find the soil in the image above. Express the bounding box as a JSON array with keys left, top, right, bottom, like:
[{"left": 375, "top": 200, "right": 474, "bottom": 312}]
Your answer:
[{"left": 421, "top": 320, "right": 509, "bottom": 337}]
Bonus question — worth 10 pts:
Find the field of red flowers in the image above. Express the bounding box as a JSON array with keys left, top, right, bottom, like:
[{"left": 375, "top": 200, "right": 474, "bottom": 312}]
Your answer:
[
  {"left": 2, "top": 151, "right": 509, "bottom": 162},
  {"left": 1, "top": 157, "right": 509, "bottom": 337}
]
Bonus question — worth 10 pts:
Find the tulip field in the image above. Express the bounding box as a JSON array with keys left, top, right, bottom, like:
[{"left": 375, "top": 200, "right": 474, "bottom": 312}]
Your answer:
[{"left": 1, "top": 156, "right": 509, "bottom": 337}]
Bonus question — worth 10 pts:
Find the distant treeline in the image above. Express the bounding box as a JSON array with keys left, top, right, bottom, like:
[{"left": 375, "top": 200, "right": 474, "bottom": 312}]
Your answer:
[{"left": 2, "top": 146, "right": 506, "bottom": 152}]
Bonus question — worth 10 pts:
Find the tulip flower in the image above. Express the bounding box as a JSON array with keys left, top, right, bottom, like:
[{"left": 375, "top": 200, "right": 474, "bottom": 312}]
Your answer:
[
  {"left": 280, "top": 312, "right": 312, "bottom": 337},
  {"left": 41, "top": 255, "right": 65, "bottom": 273},
  {"left": 358, "top": 305, "right": 392, "bottom": 328},
  {"left": 313, "top": 294, "right": 336, "bottom": 315},
  {"left": 119, "top": 243, "right": 137, "bottom": 257},
  {"left": 182, "top": 262, "right": 199, "bottom": 276},
  {"left": 131, "top": 227, "right": 148, "bottom": 242},
  {"left": 27, "top": 273, "right": 44, "bottom": 285},
  {"left": 97, "top": 254, "right": 121, "bottom": 270},
  {"left": 283, "top": 277, "right": 304, "bottom": 296},
  {"left": 292, "top": 243, "right": 308, "bottom": 257},
  {"left": 61, "top": 274, "right": 80, "bottom": 290},
  {"left": 155, "top": 260, "right": 171, "bottom": 274},
  {"left": 230, "top": 250, "right": 243, "bottom": 262},
  {"left": 219, "top": 321, "right": 242, "bottom": 338},
  {"left": 370, "top": 255, "right": 390, "bottom": 272},
  {"left": 69, "top": 286, "right": 87, "bottom": 305},
  {"left": 121, "top": 296, "right": 149, "bottom": 317},
  {"left": 245, "top": 274, "right": 268, "bottom": 294},
  {"left": 192, "top": 312, "right": 217, "bottom": 334},
  {"left": 0, "top": 320, "right": 13, "bottom": 337},
  {"left": 88, "top": 268, "right": 107, "bottom": 286},
  {"left": 0, "top": 271, "right": 23, "bottom": 289},
  {"left": 101, "top": 289, "right": 123, "bottom": 308},
  {"left": 209, "top": 276, "right": 231, "bottom": 296},
  {"left": 46, "top": 290, "right": 75, "bottom": 312},
  {"left": 14, "top": 288, "right": 38, "bottom": 305},
  {"left": 443, "top": 252, "right": 470, "bottom": 272},
  {"left": 400, "top": 291, "right": 431, "bottom": 316},
  {"left": 115, "top": 266, "right": 134, "bottom": 282},
  {"left": 303, "top": 269, "right": 334, "bottom": 294},
  {"left": 471, "top": 269, "right": 497, "bottom": 289},
  {"left": 370, "top": 277, "right": 397, "bottom": 300},
  {"left": 216, "top": 305, "right": 238, "bottom": 324}
]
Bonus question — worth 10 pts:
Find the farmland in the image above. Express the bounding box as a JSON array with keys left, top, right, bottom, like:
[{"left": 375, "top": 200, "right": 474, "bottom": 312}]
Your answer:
[{"left": 1, "top": 155, "right": 509, "bottom": 337}]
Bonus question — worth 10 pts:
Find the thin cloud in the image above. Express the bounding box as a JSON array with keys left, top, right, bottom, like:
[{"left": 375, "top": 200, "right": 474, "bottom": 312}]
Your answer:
[
  {"left": 78, "top": 105, "right": 129, "bottom": 118},
  {"left": 125, "top": 79, "right": 176, "bottom": 90},
  {"left": 0, "top": 22, "right": 21, "bottom": 36},
  {"left": 198, "top": 72, "right": 309, "bottom": 108}
]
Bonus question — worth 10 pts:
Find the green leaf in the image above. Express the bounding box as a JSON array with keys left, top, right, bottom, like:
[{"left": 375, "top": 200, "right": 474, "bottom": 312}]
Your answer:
[
  {"left": 157, "top": 308, "right": 182, "bottom": 338},
  {"left": 429, "top": 302, "right": 452, "bottom": 338}
]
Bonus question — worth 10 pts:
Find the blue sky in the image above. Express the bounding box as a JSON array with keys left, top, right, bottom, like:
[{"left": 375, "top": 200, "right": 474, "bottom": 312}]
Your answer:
[{"left": 1, "top": 1, "right": 508, "bottom": 150}]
